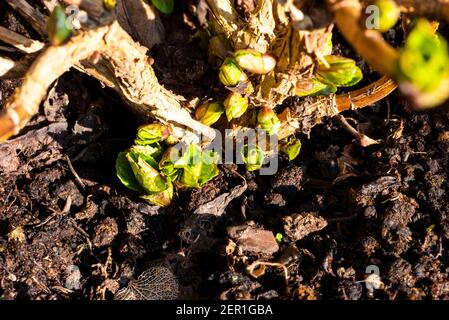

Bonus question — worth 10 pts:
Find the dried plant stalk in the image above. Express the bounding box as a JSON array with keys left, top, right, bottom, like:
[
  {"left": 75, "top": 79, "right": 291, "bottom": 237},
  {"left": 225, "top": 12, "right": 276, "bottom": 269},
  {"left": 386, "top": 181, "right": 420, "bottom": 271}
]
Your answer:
[
  {"left": 0, "top": 26, "right": 44, "bottom": 53},
  {"left": 0, "top": 21, "right": 215, "bottom": 143},
  {"left": 4, "top": 0, "right": 48, "bottom": 36}
]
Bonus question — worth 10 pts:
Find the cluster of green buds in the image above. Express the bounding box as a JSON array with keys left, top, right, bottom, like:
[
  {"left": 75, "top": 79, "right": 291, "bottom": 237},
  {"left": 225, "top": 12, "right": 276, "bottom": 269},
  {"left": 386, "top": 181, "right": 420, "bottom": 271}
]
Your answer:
[
  {"left": 47, "top": 5, "right": 72, "bottom": 46},
  {"left": 257, "top": 107, "right": 281, "bottom": 136},
  {"left": 241, "top": 144, "right": 265, "bottom": 171},
  {"left": 116, "top": 123, "right": 219, "bottom": 207},
  {"left": 296, "top": 55, "right": 363, "bottom": 97},
  {"left": 397, "top": 19, "right": 449, "bottom": 93},
  {"left": 374, "top": 0, "right": 400, "bottom": 33},
  {"left": 279, "top": 138, "right": 302, "bottom": 161},
  {"left": 218, "top": 50, "right": 276, "bottom": 87}
]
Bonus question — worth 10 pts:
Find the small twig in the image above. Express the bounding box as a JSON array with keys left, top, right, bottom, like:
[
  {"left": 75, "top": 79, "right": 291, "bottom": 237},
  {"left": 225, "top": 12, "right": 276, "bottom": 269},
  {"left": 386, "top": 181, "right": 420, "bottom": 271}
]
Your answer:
[
  {"left": 334, "top": 114, "right": 381, "bottom": 147},
  {"left": 5, "top": 0, "right": 48, "bottom": 37},
  {"left": 0, "top": 26, "right": 44, "bottom": 53},
  {"left": 66, "top": 155, "right": 86, "bottom": 190}
]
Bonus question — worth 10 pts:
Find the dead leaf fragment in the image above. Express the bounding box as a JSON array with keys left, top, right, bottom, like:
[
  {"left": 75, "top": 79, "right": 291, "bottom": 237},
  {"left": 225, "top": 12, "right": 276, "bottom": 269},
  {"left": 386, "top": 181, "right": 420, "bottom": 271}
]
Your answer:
[
  {"left": 283, "top": 212, "right": 327, "bottom": 241},
  {"left": 227, "top": 224, "right": 279, "bottom": 255}
]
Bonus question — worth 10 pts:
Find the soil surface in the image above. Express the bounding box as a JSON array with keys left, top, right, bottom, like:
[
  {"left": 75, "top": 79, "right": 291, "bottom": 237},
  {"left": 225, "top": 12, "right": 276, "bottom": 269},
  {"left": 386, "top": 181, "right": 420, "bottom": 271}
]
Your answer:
[{"left": 1, "top": 1, "right": 449, "bottom": 300}]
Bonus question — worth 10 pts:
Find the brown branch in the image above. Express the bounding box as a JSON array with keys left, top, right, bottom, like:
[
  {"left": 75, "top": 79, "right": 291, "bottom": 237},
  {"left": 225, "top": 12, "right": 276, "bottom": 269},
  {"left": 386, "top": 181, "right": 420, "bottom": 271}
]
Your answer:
[
  {"left": 0, "top": 26, "right": 44, "bottom": 54},
  {"left": 5, "top": 0, "right": 48, "bottom": 37},
  {"left": 278, "top": 76, "right": 397, "bottom": 140},
  {"left": 326, "top": 0, "right": 399, "bottom": 76},
  {"left": 336, "top": 76, "right": 397, "bottom": 112},
  {"left": 0, "top": 25, "right": 109, "bottom": 141},
  {"left": 0, "top": 21, "right": 215, "bottom": 144}
]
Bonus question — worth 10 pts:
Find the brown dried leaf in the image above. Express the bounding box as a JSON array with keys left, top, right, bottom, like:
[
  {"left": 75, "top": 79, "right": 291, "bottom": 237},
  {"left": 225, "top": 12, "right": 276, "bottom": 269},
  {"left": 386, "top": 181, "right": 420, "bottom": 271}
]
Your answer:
[{"left": 114, "top": 266, "right": 179, "bottom": 300}]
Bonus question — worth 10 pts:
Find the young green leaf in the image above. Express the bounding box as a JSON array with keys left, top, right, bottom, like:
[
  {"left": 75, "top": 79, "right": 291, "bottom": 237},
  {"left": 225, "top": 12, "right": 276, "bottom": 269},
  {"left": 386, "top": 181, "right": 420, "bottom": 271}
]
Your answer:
[
  {"left": 150, "top": 0, "right": 174, "bottom": 14},
  {"left": 316, "top": 55, "right": 363, "bottom": 88},
  {"left": 126, "top": 152, "right": 169, "bottom": 194},
  {"left": 116, "top": 152, "right": 145, "bottom": 192},
  {"left": 280, "top": 138, "right": 302, "bottom": 161},
  {"left": 47, "top": 5, "right": 72, "bottom": 46},
  {"left": 241, "top": 144, "right": 265, "bottom": 171},
  {"left": 295, "top": 78, "right": 337, "bottom": 97},
  {"left": 140, "top": 181, "right": 174, "bottom": 207},
  {"left": 134, "top": 123, "right": 170, "bottom": 146},
  {"left": 398, "top": 19, "right": 449, "bottom": 92}
]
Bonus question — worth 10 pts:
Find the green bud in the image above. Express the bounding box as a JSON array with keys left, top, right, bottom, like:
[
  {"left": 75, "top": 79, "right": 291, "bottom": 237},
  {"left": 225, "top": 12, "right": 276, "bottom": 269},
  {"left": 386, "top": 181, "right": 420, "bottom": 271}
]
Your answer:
[
  {"left": 257, "top": 107, "right": 281, "bottom": 136},
  {"left": 47, "top": 5, "right": 72, "bottom": 46},
  {"left": 316, "top": 55, "right": 363, "bottom": 88},
  {"left": 116, "top": 146, "right": 173, "bottom": 207},
  {"left": 103, "top": 0, "right": 116, "bottom": 11},
  {"left": 398, "top": 19, "right": 449, "bottom": 92},
  {"left": 275, "top": 233, "right": 283, "bottom": 244},
  {"left": 280, "top": 138, "right": 302, "bottom": 161},
  {"left": 150, "top": 0, "right": 174, "bottom": 14},
  {"left": 241, "top": 144, "right": 265, "bottom": 172},
  {"left": 374, "top": 0, "right": 400, "bottom": 33},
  {"left": 295, "top": 78, "right": 336, "bottom": 97},
  {"left": 140, "top": 181, "right": 173, "bottom": 207},
  {"left": 219, "top": 58, "right": 243, "bottom": 86},
  {"left": 159, "top": 147, "right": 182, "bottom": 181},
  {"left": 135, "top": 123, "right": 170, "bottom": 146},
  {"left": 195, "top": 102, "right": 224, "bottom": 126},
  {"left": 223, "top": 92, "right": 249, "bottom": 121},
  {"left": 234, "top": 49, "right": 276, "bottom": 74}
]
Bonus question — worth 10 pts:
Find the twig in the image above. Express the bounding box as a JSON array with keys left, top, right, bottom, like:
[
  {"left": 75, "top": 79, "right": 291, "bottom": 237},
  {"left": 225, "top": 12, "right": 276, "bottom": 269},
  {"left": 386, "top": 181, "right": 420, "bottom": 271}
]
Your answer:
[
  {"left": 334, "top": 114, "right": 381, "bottom": 147},
  {"left": 335, "top": 76, "right": 397, "bottom": 112},
  {"left": 278, "top": 76, "right": 397, "bottom": 140},
  {"left": 66, "top": 155, "right": 86, "bottom": 189},
  {"left": 0, "top": 26, "right": 44, "bottom": 54},
  {"left": 5, "top": 0, "right": 48, "bottom": 37}
]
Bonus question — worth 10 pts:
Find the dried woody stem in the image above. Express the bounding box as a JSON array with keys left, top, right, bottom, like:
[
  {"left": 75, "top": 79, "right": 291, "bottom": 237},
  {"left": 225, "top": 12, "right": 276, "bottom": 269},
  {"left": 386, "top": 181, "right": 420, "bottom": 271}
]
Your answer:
[
  {"left": 4, "top": 0, "right": 48, "bottom": 36},
  {"left": 0, "top": 26, "right": 44, "bottom": 54},
  {"left": 0, "top": 1, "right": 215, "bottom": 143}
]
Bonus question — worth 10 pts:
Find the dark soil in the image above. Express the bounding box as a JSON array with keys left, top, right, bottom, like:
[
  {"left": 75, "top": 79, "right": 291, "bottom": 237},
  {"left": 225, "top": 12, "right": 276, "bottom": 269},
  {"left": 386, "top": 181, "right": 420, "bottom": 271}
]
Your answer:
[{"left": 2, "top": 1, "right": 449, "bottom": 300}]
